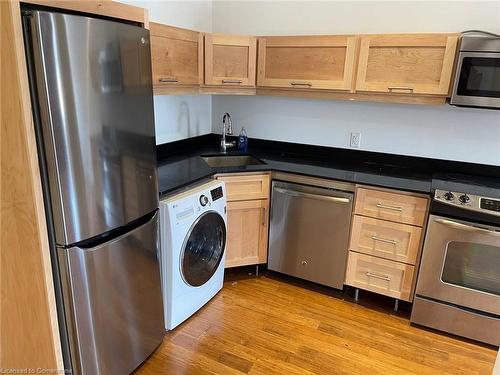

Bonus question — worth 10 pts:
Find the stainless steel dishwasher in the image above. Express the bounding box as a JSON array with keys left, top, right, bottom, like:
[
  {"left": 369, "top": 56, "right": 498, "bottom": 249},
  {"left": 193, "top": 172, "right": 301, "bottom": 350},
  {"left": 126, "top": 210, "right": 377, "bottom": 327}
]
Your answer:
[{"left": 268, "top": 177, "right": 354, "bottom": 289}]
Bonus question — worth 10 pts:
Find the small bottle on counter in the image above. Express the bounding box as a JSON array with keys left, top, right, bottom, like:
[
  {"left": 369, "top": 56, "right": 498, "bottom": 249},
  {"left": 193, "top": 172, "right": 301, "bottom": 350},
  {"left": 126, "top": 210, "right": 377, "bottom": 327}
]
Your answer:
[{"left": 237, "top": 127, "right": 248, "bottom": 153}]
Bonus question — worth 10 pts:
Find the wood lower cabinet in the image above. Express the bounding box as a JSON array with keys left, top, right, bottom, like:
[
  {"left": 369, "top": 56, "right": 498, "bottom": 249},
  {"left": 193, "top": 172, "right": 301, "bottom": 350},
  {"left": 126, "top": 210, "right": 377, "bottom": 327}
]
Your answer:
[
  {"left": 354, "top": 187, "right": 428, "bottom": 226},
  {"left": 217, "top": 173, "right": 270, "bottom": 268},
  {"left": 219, "top": 173, "right": 270, "bottom": 201},
  {"left": 257, "top": 35, "right": 358, "bottom": 91},
  {"left": 345, "top": 252, "right": 415, "bottom": 301},
  {"left": 356, "top": 33, "right": 459, "bottom": 96},
  {"left": 149, "top": 23, "right": 202, "bottom": 94},
  {"left": 204, "top": 34, "right": 257, "bottom": 89},
  {"left": 349, "top": 215, "right": 422, "bottom": 265},
  {"left": 346, "top": 186, "right": 429, "bottom": 302},
  {"left": 225, "top": 199, "right": 269, "bottom": 268}
]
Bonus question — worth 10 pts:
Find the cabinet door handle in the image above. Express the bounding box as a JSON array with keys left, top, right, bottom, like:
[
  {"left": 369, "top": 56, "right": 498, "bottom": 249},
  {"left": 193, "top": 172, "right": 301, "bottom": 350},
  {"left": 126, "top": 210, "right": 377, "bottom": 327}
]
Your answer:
[
  {"left": 290, "top": 81, "right": 312, "bottom": 87},
  {"left": 301, "top": 260, "right": 308, "bottom": 266},
  {"left": 376, "top": 203, "right": 403, "bottom": 212},
  {"left": 222, "top": 79, "right": 243, "bottom": 84},
  {"left": 159, "top": 77, "right": 178, "bottom": 83},
  {"left": 366, "top": 272, "right": 391, "bottom": 281},
  {"left": 388, "top": 86, "right": 413, "bottom": 93},
  {"left": 371, "top": 236, "right": 397, "bottom": 245}
]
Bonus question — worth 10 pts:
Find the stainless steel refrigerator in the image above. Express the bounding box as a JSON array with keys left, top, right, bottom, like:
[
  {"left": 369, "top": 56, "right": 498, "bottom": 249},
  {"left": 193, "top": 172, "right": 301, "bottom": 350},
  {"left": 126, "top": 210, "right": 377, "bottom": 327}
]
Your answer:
[{"left": 22, "top": 8, "right": 165, "bottom": 375}]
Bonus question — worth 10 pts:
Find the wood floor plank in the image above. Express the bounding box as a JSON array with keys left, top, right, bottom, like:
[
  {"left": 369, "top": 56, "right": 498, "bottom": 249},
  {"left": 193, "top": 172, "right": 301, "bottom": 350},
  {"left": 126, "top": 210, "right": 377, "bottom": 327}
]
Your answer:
[{"left": 135, "top": 274, "right": 497, "bottom": 375}]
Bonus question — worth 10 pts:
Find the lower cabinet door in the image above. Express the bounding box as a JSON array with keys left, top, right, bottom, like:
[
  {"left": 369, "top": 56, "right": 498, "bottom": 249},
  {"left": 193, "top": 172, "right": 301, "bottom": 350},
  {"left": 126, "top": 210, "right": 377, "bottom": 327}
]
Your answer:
[
  {"left": 345, "top": 251, "right": 415, "bottom": 301},
  {"left": 225, "top": 199, "right": 269, "bottom": 268}
]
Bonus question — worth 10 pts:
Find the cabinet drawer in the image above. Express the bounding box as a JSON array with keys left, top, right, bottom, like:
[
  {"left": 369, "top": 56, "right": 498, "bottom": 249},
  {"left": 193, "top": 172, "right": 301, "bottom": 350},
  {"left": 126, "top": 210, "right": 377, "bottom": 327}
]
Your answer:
[
  {"left": 355, "top": 187, "right": 428, "bottom": 226},
  {"left": 217, "top": 174, "right": 270, "bottom": 202},
  {"left": 345, "top": 252, "right": 415, "bottom": 301},
  {"left": 349, "top": 215, "right": 422, "bottom": 264}
]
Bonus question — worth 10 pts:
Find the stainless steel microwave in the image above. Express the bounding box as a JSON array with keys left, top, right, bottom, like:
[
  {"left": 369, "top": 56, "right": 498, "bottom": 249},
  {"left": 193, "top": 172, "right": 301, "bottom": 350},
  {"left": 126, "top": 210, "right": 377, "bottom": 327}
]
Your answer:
[{"left": 450, "top": 34, "right": 500, "bottom": 109}]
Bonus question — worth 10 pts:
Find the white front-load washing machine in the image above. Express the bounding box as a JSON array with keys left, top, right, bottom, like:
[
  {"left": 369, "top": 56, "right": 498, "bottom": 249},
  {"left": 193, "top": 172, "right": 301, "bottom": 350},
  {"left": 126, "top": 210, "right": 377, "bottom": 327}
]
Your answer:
[{"left": 160, "top": 179, "right": 227, "bottom": 330}]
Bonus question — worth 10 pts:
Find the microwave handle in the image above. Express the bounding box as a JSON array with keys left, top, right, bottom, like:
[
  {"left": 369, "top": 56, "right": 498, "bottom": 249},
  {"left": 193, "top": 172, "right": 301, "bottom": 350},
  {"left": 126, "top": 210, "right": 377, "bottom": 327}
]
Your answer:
[{"left": 434, "top": 218, "right": 500, "bottom": 236}]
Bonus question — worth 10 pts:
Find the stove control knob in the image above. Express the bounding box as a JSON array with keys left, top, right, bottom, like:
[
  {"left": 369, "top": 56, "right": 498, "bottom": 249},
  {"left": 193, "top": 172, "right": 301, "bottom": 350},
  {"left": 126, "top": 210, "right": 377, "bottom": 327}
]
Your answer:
[
  {"left": 443, "top": 192, "right": 454, "bottom": 201},
  {"left": 459, "top": 194, "right": 470, "bottom": 204},
  {"left": 199, "top": 195, "right": 209, "bottom": 206}
]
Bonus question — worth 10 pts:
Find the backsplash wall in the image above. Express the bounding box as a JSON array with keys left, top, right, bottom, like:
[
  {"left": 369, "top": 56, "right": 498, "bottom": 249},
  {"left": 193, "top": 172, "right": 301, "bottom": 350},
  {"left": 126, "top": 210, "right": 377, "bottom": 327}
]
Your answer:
[
  {"left": 212, "top": 96, "right": 500, "bottom": 166},
  {"left": 211, "top": 1, "right": 500, "bottom": 166}
]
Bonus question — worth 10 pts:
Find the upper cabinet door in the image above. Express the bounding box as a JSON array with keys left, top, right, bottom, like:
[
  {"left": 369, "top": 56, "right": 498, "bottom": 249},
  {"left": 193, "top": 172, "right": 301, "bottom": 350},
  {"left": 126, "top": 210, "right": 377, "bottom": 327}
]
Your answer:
[
  {"left": 204, "top": 34, "right": 257, "bottom": 87},
  {"left": 355, "top": 34, "right": 459, "bottom": 96},
  {"left": 149, "top": 23, "right": 202, "bottom": 90},
  {"left": 257, "top": 35, "right": 358, "bottom": 91}
]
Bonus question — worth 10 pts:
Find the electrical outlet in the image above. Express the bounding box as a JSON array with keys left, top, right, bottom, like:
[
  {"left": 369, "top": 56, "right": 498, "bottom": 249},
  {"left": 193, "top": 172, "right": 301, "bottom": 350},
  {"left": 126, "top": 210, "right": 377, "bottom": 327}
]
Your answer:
[{"left": 350, "top": 132, "right": 361, "bottom": 148}]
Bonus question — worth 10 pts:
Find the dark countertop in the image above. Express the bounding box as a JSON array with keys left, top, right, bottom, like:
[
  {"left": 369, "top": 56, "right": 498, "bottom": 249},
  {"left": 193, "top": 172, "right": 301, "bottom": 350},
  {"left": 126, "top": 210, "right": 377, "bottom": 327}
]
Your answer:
[{"left": 157, "top": 135, "right": 443, "bottom": 197}]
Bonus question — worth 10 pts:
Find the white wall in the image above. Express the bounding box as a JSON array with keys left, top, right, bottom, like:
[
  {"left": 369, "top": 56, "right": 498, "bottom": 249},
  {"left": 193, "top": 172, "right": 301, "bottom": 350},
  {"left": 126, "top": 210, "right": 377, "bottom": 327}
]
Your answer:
[
  {"left": 120, "top": 0, "right": 213, "bottom": 144},
  {"left": 212, "top": 1, "right": 500, "bottom": 166}
]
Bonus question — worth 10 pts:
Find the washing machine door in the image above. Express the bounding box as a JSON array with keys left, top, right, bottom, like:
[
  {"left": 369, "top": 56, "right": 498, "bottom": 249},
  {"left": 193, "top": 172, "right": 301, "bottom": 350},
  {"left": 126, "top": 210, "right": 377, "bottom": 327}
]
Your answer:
[{"left": 181, "top": 211, "right": 226, "bottom": 287}]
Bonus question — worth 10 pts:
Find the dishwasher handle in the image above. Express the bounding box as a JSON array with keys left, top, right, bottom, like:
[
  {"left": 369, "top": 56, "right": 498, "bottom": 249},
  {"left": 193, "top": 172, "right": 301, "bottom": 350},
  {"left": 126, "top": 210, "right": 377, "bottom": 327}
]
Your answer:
[{"left": 274, "top": 187, "right": 351, "bottom": 203}]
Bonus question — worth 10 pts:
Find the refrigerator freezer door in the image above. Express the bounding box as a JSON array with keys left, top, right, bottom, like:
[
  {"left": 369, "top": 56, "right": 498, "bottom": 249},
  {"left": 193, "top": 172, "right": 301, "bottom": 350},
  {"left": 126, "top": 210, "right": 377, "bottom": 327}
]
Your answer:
[
  {"left": 29, "top": 11, "right": 158, "bottom": 245},
  {"left": 60, "top": 212, "right": 164, "bottom": 375}
]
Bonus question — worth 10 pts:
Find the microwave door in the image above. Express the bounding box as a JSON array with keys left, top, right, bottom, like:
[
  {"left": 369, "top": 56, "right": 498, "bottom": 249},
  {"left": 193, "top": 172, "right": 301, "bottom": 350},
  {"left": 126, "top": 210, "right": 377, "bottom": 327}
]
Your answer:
[{"left": 451, "top": 51, "right": 500, "bottom": 108}]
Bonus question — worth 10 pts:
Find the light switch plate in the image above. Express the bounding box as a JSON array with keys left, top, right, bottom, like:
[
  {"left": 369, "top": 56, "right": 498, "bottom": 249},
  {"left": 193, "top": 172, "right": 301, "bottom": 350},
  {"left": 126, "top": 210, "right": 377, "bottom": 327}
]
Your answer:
[{"left": 350, "top": 132, "right": 361, "bottom": 148}]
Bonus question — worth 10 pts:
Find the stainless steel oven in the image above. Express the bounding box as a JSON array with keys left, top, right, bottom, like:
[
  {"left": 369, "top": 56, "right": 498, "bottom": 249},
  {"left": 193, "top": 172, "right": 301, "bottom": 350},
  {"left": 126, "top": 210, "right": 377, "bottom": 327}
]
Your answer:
[
  {"left": 450, "top": 33, "right": 500, "bottom": 109},
  {"left": 411, "top": 180, "right": 500, "bottom": 346}
]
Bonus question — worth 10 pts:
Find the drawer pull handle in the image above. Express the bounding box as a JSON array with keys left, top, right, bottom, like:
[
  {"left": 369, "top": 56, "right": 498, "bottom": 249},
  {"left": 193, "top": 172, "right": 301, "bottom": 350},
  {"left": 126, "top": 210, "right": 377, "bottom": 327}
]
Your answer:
[
  {"left": 290, "top": 81, "right": 312, "bottom": 87},
  {"left": 371, "top": 236, "right": 397, "bottom": 245},
  {"left": 388, "top": 86, "right": 413, "bottom": 93},
  {"left": 366, "top": 272, "right": 391, "bottom": 281},
  {"left": 376, "top": 203, "right": 403, "bottom": 212},
  {"left": 222, "top": 79, "right": 243, "bottom": 84},
  {"left": 159, "top": 77, "right": 178, "bottom": 83}
]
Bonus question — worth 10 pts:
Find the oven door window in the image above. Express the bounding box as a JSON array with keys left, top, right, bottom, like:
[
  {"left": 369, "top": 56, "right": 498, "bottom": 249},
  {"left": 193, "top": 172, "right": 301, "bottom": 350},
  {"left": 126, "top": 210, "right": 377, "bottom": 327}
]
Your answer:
[
  {"left": 457, "top": 57, "right": 500, "bottom": 98},
  {"left": 442, "top": 241, "right": 500, "bottom": 296}
]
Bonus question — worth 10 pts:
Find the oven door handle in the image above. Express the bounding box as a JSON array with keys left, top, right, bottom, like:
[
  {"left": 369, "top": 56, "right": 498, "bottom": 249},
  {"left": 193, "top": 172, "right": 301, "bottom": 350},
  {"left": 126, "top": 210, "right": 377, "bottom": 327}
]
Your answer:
[{"left": 434, "top": 218, "right": 500, "bottom": 236}]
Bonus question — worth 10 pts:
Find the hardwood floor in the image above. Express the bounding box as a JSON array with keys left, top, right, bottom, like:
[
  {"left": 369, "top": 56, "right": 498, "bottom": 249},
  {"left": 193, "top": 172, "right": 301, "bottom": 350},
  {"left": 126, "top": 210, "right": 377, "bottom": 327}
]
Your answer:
[{"left": 136, "top": 270, "right": 497, "bottom": 375}]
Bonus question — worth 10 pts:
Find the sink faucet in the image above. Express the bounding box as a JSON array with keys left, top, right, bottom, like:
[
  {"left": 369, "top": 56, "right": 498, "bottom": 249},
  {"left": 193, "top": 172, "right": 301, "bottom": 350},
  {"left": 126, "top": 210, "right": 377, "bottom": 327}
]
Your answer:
[{"left": 221, "top": 112, "right": 235, "bottom": 153}]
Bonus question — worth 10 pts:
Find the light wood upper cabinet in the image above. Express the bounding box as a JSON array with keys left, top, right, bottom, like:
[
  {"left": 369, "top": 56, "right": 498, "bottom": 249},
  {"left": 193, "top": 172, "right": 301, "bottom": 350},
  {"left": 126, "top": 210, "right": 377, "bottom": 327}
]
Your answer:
[
  {"left": 149, "top": 23, "right": 202, "bottom": 93},
  {"left": 355, "top": 33, "right": 459, "bottom": 96},
  {"left": 204, "top": 34, "right": 257, "bottom": 87},
  {"left": 257, "top": 35, "right": 358, "bottom": 91}
]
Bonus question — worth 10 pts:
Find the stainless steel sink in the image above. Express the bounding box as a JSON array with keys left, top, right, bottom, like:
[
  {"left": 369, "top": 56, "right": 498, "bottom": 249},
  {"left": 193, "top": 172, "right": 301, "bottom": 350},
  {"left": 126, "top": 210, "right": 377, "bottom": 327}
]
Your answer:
[{"left": 201, "top": 155, "right": 265, "bottom": 168}]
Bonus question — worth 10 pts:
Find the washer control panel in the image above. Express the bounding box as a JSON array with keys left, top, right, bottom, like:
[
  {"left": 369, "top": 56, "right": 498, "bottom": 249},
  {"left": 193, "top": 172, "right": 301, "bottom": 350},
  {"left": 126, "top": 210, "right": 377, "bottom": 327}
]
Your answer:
[{"left": 210, "top": 186, "right": 224, "bottom": 201}]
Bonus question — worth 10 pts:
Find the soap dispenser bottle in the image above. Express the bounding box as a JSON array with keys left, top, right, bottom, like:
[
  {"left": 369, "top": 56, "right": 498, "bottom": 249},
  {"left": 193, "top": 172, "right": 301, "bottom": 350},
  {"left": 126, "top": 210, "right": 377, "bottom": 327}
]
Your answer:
[{"left": 237, "top": 127, "right": 248, "bottom": 152}]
